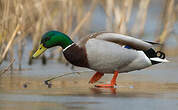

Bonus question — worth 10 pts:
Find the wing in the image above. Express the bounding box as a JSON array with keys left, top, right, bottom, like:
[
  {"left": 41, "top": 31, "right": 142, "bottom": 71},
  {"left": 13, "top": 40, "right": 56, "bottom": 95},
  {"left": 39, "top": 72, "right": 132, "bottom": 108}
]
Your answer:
[
  {"left": 144, "top": 40, "right": 162, "bottom": 46},
  {"left": 94, "top": 32, "right": 153, "bottom": 51}
]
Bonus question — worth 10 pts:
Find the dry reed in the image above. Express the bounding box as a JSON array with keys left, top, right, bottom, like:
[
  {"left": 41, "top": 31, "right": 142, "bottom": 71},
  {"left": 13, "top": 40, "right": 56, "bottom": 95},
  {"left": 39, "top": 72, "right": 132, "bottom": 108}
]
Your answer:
[
  {"left": 0, "top": 0, "right": 177, "bottom": 71},
  {"left": 0, "top": 58, "right": 15, "bottom": 77},
  {"left": 131, "top": 0, "right": 150, "bottom": 37},
  {"left": 156, "top": 0, "right": 176, "bottom": 46}
]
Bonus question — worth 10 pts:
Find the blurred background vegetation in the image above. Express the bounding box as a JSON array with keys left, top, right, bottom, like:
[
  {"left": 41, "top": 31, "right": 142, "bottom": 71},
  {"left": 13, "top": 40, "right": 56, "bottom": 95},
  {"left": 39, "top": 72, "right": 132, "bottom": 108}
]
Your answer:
[{"left": 0, "top": 0, "right": 177, "bottom": 72}]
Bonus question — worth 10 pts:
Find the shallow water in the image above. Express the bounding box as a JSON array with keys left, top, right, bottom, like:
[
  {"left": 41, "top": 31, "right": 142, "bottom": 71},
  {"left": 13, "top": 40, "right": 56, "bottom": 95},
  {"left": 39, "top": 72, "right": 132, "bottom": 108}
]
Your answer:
[{"left": 0, "top": 58, "right": 178, "bottom": 110}]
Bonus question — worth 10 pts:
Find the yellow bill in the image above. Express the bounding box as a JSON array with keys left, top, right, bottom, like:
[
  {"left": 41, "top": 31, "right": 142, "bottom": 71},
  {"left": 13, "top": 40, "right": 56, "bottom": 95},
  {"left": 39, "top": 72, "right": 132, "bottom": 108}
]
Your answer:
[{"left": 32, "top": 44, "right": 47, "bottom": 58}]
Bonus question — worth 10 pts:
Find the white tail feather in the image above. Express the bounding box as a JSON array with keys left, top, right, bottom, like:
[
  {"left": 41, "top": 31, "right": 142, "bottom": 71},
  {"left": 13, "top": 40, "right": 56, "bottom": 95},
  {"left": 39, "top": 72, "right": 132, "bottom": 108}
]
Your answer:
[{"left": 150, "top": 58, "right": 169, "bottom": 62}]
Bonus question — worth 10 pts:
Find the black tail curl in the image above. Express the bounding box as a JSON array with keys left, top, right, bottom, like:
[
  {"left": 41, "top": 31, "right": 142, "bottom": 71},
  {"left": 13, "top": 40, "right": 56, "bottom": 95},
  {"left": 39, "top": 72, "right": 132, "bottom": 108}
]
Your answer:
[
  {"left": 144, "top": 48, "right": 165, "bottom": 59},
  {"left": 144, "top": 48, "right": 166, "bottom": 65},
  {"left": 156, "top": 51, "right": 165, "bottom": 59}
]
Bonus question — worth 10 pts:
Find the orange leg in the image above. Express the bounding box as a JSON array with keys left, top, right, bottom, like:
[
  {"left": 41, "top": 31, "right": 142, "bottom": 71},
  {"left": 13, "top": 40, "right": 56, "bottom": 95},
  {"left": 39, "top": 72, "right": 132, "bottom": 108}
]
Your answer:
[
  {"left": 95, "top": 71, "right": 119, "bottom": 88},
  {"left": 89, "top": 72, "right": 104, "bottom": 84}
]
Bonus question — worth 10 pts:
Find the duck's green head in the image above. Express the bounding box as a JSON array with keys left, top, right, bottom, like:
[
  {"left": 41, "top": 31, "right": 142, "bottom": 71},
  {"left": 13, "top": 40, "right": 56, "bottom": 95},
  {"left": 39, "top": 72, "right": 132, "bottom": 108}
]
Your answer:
[{"left": 32, "top": 31, "right": 73, "bottom": 58}]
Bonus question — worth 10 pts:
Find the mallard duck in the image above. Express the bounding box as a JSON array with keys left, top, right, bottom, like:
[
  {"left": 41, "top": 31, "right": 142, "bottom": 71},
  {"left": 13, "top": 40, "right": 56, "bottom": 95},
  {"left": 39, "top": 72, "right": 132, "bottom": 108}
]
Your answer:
[{"left": 33, "top": 31, "right": 168, "bottom": 88}]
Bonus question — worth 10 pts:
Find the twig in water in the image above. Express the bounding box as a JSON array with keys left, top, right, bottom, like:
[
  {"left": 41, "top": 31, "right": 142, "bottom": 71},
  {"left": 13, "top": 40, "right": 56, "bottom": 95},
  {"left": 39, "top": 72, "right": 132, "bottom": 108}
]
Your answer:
[
  {"left": 44, "top": 70, "right": 94, "bottom": 87},
  {"left": 0, "top": 59, "right": 15, "bottom": 77}
]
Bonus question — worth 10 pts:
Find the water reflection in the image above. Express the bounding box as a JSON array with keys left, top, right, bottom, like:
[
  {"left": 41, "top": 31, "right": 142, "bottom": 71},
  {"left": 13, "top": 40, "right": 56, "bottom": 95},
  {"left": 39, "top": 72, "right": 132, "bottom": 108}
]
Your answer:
[
  {"left": 90, "top": 87, "right": 117, "bottom": 95},
  {"left": 1, "top": 75, "right": 178, "bottom": 95},
  {"left": 0, "top": 69, "right": 178, "bottom": 110}
]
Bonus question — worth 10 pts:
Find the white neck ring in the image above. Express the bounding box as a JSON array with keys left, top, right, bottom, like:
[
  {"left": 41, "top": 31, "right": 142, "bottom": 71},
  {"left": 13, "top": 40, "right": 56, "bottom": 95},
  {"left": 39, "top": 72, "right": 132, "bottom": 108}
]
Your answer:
[{"left": 63, "top": 43, "right": 75, "bottom": 52}]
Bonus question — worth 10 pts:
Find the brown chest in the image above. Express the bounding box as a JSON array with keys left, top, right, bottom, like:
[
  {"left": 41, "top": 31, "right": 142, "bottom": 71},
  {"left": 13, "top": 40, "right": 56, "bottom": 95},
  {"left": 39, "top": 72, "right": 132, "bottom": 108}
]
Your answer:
[{"left": 63, "top": 44, "right": 89, "bottom": 67}]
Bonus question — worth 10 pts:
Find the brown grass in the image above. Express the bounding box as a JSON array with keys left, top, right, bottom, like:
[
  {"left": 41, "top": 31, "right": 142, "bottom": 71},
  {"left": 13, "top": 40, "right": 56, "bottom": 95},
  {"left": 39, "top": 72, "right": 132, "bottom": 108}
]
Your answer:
[
  {"left": 0, "top": 0, "right": 177, "bottom": 71},
  {"left": 156, "top": 0, "right": 176, "bottom": 50}
]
